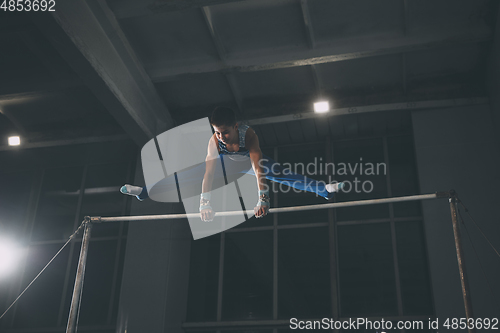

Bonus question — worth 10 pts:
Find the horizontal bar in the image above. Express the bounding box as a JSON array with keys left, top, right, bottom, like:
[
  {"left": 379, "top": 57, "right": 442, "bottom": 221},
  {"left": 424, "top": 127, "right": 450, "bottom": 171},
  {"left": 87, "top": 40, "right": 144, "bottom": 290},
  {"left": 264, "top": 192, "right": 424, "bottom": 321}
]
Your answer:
[{"left": 91, "top": 192, "right": 449, "bottom": 223}]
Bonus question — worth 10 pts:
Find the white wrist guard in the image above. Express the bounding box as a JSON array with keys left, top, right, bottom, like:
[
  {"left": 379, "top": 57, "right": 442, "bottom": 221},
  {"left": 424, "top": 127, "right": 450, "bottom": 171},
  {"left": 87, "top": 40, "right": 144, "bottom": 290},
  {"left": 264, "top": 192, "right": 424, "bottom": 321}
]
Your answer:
[
  {"left": 199, "top": 192, "right": 212, "bottom": 212},
  {"left": 257, "top": 190, "right": 270, "bottom": 207}
]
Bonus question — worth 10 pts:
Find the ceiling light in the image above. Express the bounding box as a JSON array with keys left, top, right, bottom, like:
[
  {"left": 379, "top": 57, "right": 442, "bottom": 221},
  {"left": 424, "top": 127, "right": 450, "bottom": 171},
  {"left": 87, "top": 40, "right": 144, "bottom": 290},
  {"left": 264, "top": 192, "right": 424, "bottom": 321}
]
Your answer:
[
  {"left": 8, "top": 136, "right": 20, "bottom": 146},
  {"left": 314, "top": 101, "right": 329, "bottom": 113}
]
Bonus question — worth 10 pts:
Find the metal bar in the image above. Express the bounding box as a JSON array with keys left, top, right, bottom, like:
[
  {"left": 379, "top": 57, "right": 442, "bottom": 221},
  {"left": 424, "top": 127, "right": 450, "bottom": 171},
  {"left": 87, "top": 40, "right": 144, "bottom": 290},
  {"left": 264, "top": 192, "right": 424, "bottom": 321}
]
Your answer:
[
  {"left": 58, "top": 164, "right": 88, "bottom": 326},
  {"left": 93, "top": 192, "right": 448, "bottom": 223},
  {"left": 449, "top": 193, "right": 475, "bottom": 332},
  {"left": 66, "top": 219, "right": 93, "bottom": 333},
  {"left": 300, "top": 0, "right": 315, "bottom": 49},
  {"left": 150, "top": 25, "right": 492, "bottom": 80}
]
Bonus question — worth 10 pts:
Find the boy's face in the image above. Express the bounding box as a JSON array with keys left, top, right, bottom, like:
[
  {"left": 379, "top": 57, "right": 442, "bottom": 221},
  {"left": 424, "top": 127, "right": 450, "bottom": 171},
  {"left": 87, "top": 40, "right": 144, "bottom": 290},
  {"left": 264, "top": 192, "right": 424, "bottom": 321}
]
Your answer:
[{"left": 213, "top": 124, "right": 238, "bottom": 144}]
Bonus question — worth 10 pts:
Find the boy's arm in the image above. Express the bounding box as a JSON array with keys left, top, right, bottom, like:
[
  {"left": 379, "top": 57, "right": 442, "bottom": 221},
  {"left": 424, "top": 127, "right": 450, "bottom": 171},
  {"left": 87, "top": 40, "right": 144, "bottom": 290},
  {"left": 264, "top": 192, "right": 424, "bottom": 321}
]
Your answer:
[
  {"left": 202, "top": 134, "right": 218, "bottom": 193},
  {"left": 246, "top": 128, "right": 267, "bottom": 191},
  {"left": 246, "top": 128, "right": 269, "bottom": 218},
  {"left": 200, "top": 134, "right": 218, "bottom": 222}
]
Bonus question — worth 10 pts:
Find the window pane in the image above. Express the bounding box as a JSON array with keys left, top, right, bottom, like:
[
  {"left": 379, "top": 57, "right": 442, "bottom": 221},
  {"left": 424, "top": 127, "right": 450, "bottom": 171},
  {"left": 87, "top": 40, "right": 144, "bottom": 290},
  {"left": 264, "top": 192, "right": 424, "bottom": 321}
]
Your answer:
[
  {"left": 110, "top": 239, "right": 127, "bottom": 323},
  {"left": 0, "top": 171, "right": 33, "bottom": 237},
  {"left": 187, "top": 234, "right": 221, "bottom": 322},
  {"left": 334, "top": 139, "right": 390, "bottom": 221},
  {"left": 13, "top": 243, "right": 70, "bottom": 328},
  {"left": 222, "top": 231, "right": 273, "bottom": 320},
  {"left": 79, "top": 163, "right": 128, "bottom": 238},
  {"left": 387, "top": 136, "right": 421, "bottom": 217},
  {"left": 63, "top": 240, "right": 118, "bottom": 326},
  {"left": 32, "top": 167, "right": 84, "bottom": 241},
  {"left": 278, "top": 227, "right": 331, "bottom": 318},
  {"left": 277, "top": 143, "right": 329, "bottom": 225},
  {"left": 396, "top": 221, "right": 433, "bottom": 315},
  {"left": 0, "top": 171, "right": 34, "bottom": 326},
  {"left": 338, "top": 223, "right": 398, "bottom": 316}
]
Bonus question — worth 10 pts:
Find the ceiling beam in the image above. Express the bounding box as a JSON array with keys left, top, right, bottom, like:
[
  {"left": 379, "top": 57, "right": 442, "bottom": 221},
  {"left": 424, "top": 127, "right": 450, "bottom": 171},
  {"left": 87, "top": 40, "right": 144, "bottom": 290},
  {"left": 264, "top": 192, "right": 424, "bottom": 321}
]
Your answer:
[
  {"left": 245, "top": 97, "right": 489, "bottom": 126},
  {"left": 225, "top": 72, "right": 244, "bottom": 113},
  {"left": 150, "top": 25, "right": 492, "bottom": 82},
  {"left": 310, "top": 64, "right": 323, "bottom": 99},
  {"left": 201, "top": 6, "right": 244, "bottom": 115},
  {"left": 113, "top": 0, "right": 246, "bottom": 20},
  {"left": 29, "top": 0, "right": 175, "bottom": 146},
  {"left": 0, "top": 134, "right": 129, "bottom": 151},
  {"left": 300, "top": 0, "right": 315, "bottom": 49},
  {"left": 0, "top": 108, "right": 28, "bottom": 137},
  {"left": 299, "top": 0, "right": 322, "bottom": 99},
  {"left": 201, "top": 6, "right": 227, "bottom": 61},
  {"left": 0, "top": 79, "right": 84, "bottom": 102}
]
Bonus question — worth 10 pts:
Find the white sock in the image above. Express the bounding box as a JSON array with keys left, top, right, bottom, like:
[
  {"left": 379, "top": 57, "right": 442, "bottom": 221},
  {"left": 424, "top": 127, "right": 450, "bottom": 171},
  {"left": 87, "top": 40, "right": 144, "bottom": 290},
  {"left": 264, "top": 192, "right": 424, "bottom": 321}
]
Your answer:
[
  {"left": 121, "top": 184, "right": 143, "bottom": 196},
  {"left": 326, "top": 182, "right": 343, "bottom": 193}
]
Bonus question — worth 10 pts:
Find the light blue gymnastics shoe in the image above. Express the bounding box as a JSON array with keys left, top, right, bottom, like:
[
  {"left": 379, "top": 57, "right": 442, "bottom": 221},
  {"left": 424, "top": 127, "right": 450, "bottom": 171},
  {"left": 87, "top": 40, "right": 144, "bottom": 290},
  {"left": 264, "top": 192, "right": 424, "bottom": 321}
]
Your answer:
[
  {"left": 325, "top": 182, "right": 345, "bottom": 200},
  {"left": 120, "top": 184, "right": 145, "bottom": 201}
]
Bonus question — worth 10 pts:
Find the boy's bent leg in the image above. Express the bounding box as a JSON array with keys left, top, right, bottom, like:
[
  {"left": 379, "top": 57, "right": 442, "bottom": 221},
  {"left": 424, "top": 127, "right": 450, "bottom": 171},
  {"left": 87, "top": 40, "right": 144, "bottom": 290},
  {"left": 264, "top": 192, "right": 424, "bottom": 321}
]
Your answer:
[{"left": 259, "top": 156, "right": 338, "bottom": 199}]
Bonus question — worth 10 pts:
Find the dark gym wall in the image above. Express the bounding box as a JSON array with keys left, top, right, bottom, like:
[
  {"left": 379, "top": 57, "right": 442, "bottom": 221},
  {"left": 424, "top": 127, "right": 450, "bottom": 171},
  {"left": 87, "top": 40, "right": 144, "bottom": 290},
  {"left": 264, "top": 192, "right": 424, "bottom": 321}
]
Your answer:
[{"left": 412, "top": 104, "right": 500, "bottom": 321}]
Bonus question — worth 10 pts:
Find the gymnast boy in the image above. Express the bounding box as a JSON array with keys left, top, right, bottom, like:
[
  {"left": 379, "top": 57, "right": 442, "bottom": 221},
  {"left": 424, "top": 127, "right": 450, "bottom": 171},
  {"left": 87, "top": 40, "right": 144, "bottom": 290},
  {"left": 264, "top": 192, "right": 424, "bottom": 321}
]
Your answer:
[{"left": 121, "top": 107, "right": 343, "bottom": 221}]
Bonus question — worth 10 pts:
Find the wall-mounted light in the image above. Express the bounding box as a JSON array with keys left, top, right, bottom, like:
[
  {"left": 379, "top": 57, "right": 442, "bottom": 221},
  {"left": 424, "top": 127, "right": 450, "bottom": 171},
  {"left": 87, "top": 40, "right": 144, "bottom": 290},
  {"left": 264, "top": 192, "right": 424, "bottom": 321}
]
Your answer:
[
  {"left": 8, "top": 136, "right": 20, "bottom": 146},
  {"left": 0, "top": 239, "right": 24, "bottom": 278},
  {"left": 314, "top": 101, "right": 329, "bottom": 113}
]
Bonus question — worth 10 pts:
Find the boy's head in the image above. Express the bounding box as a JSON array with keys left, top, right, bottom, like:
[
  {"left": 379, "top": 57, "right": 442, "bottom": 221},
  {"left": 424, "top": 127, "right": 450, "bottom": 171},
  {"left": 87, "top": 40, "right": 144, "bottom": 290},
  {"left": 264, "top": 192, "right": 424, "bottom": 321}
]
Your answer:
[
  {"left": 210, "top": 106, "right": 237, "bottom": 128},
  {"left": 210, "top": 107, "right": 238, "bottom": 144}
]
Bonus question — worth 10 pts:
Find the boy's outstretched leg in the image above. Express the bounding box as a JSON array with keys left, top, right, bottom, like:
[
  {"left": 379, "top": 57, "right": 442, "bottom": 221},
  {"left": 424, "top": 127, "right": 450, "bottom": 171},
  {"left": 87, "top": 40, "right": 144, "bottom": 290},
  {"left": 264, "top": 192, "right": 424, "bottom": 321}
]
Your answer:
[{"left": 120, "top": 184, "right": 148, "bottom": 201}]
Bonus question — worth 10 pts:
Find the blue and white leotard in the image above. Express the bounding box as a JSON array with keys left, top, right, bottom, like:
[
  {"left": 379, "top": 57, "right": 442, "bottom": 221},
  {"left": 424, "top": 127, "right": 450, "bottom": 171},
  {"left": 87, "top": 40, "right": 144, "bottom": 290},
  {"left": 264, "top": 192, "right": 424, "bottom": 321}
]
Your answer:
[
  {"left": 217, "top": 123, "right": 250, "bottom": 161},
  {"left": 137, "top": 123, "right": 331, "bottom": 200}
]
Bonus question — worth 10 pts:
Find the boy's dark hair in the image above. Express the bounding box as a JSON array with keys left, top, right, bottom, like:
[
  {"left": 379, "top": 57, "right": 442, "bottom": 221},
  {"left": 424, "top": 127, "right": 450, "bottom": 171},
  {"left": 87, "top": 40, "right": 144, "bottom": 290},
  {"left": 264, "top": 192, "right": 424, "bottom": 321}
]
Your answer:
[{"left": 210, "top": 107, "right": 237, "bottom": 127}]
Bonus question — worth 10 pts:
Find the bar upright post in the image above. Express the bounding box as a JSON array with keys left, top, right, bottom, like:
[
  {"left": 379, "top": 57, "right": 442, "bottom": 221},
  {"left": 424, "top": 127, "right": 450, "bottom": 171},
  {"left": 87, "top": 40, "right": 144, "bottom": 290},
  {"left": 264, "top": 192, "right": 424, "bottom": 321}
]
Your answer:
[
  {"left": 66, "top": 217, "right": 93, "bottom": 333},
  {"left": 449, "top": 191, "right": 475, "bottom": 333}
]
